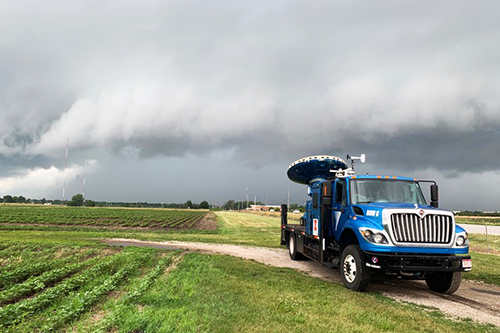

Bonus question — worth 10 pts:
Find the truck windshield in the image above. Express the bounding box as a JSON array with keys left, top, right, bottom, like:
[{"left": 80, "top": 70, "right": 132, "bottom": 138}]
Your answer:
[{"left": 350, "top": 179, "right": 426, "bottom": 205}]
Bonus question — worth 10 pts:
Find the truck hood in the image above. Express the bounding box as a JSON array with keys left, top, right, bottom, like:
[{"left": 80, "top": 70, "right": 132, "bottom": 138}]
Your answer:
[{"left": 355, "top": 202, "right": 436, "bottom": 211}]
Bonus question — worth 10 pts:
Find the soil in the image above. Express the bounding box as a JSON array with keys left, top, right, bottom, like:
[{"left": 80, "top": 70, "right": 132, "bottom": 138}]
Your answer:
[
  {"left": 0, "top": 213, "right": 217, "bottom": 231},
  {"left": 102, "top": 238, "right": 500, "bottom": 328}
]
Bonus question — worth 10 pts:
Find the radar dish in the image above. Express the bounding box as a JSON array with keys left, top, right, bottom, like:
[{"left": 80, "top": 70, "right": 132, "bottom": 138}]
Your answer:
[{"left": 287, "top": 155, "right": 348, "bottom": 185}]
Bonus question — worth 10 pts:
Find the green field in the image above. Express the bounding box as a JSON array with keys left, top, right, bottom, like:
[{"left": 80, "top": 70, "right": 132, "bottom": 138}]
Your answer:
[
  {"left": 0, "top": 205, "right": 499, "bottom": 332},
  {"left": 456, "top": 216, "right": 500, "bottom": 226},
  {"left": 0, "top": 237, "right": 497, "bottom": 333},
  {"left": 0, "top": 205, "right": 207, "bottom": 229}
]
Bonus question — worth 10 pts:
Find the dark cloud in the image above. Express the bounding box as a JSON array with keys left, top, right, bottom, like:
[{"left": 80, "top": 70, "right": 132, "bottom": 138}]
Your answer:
[{"left": 1, "top": 0, "right": 500, "bottom": 207}]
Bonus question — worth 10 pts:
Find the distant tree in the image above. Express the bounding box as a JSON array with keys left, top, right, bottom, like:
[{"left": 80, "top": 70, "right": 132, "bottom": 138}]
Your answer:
[
  {"left": 184, "top": 200, "right": 193, "bottom": 209},
  {"left": 68, "top": 194, "right": 84, "bottom": 206},
  {"left": 41, "top": 198, "right": 47, "bottom": 204},
  {"left": 224, "top": 200, "right": 235, "bottom": 210},
  {"left": 85, "top": 200, "right": 96, "bottom": 207},
  {"left": 199, "top": 200, "right": 210, "bottom": 209},
  {"left": 3, "top": 195, "right": 13, "bottom": 203}
]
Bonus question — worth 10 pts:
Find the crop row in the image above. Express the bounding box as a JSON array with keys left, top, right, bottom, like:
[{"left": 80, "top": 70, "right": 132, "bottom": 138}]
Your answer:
[
  {"left": 0, "top": 241, "right": 176, "bottom": 332},
  {"left": 90, "top": 253, "right": 177, "bottom": 332},
  {"left": 0, "top": 206, "right": 207, "bottom": 230},
  {"left": 0, "top": 250, "right": 136, "bottom": 330}
]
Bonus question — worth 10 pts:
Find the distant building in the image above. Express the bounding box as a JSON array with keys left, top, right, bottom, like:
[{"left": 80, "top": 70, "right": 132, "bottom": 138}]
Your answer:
[{"left": 249, "top": 205, "right": 280, "bottom": 211}]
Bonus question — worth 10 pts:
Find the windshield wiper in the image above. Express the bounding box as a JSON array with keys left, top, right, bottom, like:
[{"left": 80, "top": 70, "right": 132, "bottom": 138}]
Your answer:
[{"left": 356, "top": 201, "right": 373, "bottom": 204}]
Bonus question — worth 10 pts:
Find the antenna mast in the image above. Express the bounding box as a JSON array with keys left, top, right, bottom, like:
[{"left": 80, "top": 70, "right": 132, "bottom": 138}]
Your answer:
[
  {"left": 62, "top": 138, "right": 69, "bottom": 203},
  {"left": 246, "top": 186, "right": 249, "bottom": 210},
  {"left": 287, "top": 187, "right": 290, "bottom": 207},
  {"left": 83, "top": 155, "right": 87, "bottom": 200}
]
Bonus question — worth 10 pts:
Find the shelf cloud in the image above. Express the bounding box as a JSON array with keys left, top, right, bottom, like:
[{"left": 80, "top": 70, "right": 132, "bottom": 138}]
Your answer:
[{"left": 1, "top": 0, "right": 499, "bottom": 206}]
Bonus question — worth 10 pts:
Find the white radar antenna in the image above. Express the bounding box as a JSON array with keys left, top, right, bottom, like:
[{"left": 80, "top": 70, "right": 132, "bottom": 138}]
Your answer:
[{"left": 346, "top": 153, "right": 366, "bottom": 171}]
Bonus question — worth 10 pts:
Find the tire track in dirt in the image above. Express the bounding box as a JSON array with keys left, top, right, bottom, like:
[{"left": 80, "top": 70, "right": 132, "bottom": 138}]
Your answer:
[{"left": 102, "top": 238, "right": 500, "bottom": 327}]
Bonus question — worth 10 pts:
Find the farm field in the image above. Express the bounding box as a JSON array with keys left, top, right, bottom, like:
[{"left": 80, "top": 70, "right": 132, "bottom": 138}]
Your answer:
[
  {"left": 455, "top": 216, "right": 500, "bottom": 226},
  {"left": 0, "top": 236, "right": 497, "bottom": 333},
  {"left": 0, "top": 207, "right": 499, "bottom": 331},
  {"left": 0, "top": 205, "right": 208, "bottom": 230}
]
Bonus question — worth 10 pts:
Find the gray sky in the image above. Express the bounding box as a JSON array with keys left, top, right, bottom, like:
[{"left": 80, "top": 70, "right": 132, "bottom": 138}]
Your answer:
[{"left": 1, "top": 0, "right": 500, "bottom": 210}]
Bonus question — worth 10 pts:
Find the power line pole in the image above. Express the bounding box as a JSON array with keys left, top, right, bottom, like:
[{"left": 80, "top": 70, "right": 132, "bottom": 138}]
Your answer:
[
  {"left": 246, "top": 186, "right": 249, "bottom": 210},
  {"left": 287, "top": 187, "right": 290, "bottom": 207},
  {"left": 62, "top": 138, "right": 69, "bottom": 204},
  {"left": 82, "top": 155, "right": 87, "bottom": 200}
]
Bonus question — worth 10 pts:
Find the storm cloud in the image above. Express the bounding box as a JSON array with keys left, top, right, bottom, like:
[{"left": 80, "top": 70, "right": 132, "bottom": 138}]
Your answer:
[{"left": 1, "top": 0, "right": 499, "bottom": 207}]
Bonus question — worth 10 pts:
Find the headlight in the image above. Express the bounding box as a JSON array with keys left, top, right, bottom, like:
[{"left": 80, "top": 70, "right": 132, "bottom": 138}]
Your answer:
[
  {"left": 456, "top": 233, "right": 468, "bottom": 246},
  {"left": 373, "top": 234, "right": 384, "bottom": 243},
  {"left": 360, "top": 229, "right": 389, "bottom": 244}
]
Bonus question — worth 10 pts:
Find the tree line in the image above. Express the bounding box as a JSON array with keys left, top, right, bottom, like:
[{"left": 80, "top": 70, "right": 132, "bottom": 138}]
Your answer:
[{"left": 1, "top": 194, "right": 211, "bottom": 209}]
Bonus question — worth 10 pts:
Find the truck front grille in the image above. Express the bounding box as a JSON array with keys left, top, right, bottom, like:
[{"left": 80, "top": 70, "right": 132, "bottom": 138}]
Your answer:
[{"left": 390, "top": 213, "right": 453, "bottom": 244}]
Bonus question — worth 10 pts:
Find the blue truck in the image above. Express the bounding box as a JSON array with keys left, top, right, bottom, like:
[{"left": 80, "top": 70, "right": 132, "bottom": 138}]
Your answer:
[{"left": 281, "top": 155, "right": 471, "bottom": 293}]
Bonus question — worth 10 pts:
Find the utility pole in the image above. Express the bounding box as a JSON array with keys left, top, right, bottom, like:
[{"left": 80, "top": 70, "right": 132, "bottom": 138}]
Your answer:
[
  {"left": 246, "top": 186, "right": 249, "bottom": 210},
  {"left": 287, "top": 187, "right": 290, "bottom": 207},
  {"left": 62, "top": 138, "right": 69, "bottom": 204},
  {"left": 82, "top": 155, "right": 87, "bottom": 200}
]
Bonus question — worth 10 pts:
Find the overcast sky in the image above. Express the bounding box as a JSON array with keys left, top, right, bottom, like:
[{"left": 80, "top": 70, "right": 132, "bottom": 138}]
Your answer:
[{"left": 1, "top": 0, "right": 500, "bottom": 210}]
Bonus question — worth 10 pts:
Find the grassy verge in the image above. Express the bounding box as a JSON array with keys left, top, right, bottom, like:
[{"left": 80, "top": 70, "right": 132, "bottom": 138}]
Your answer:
[
  {"left": 469, "top": 234, "right": 500, "bottom": 254},
  {"left": 73, "top": 253, "right": 499, "bottom": 333},
  {"left": 464, "top": 252, "right": 500, "bottom": 286},
  {"left": 456, "top": 217, "right": 500, "bottom": 226}
]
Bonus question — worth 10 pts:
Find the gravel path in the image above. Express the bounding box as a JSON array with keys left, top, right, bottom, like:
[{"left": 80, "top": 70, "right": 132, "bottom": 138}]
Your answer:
[
  {"left": 458, "top": 223, "right": 500, "bottom": 235},
  {"left": 103, "top": 238, "right": 500, "bottom": 327}
]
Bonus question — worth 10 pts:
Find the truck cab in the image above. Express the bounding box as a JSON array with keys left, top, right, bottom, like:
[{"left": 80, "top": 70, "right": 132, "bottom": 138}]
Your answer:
[{"left": 281, "top": 155, "right": 471, "bottom": 293}]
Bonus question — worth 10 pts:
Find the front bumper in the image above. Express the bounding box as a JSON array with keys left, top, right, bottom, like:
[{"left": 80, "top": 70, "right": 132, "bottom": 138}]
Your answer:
[{"left": 363, "top": 251, "right": 471, "bottom": 272}]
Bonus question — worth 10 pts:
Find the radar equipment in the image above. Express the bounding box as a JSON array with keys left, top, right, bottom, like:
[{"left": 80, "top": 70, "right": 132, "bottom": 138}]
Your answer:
[{"left": 346, "top": 153, "right": 366, "bottom": 171}]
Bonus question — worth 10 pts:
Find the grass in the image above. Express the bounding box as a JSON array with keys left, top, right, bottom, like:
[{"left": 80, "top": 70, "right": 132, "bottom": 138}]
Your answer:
[
  {"left": 0, "top": 211, "right": 499, "bottom": 288},
  {"left": 456, "top": 216, "right": 500, "bottom": 226},
  {"left": 0, "top": 212, "right": 499, "bottom": 332},
  {"left": 465, "top": 252, "right": 500, "bottom": 286},
  {"left": 0, "top": 211, "right": 282, "bottom": 248},
  {"left": 469, "top": 234, "right": 500, "bottom": 254},
  {"left": 70, "top": 253, "right": 499, "bottom": 333}
]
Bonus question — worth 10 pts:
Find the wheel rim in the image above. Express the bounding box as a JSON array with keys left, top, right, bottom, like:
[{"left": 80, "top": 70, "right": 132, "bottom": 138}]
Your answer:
[
  {"left": 343, "top": 254, "right": 357, "bottom": 283},
  {"left": 289, "top": 236, "right": 295, "bottom": 255}
]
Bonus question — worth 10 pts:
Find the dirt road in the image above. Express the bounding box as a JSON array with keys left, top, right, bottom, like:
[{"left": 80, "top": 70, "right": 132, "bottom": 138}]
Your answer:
[{"left": 103, "top": 238, "right": 500, "bottom": 327}]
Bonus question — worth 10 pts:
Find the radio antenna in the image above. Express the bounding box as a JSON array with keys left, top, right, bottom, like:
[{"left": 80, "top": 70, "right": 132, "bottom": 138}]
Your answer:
[
  {"left": 83, "top": 155, "right": 87, "bottom": 200},
  {"left": 62, "top": 138, "right": 69, "bottom": 203}
]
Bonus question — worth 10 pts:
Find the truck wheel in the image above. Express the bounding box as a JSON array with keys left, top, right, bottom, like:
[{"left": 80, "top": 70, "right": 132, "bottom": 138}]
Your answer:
[
  {"left": 340, "top": 245, "right": 371, "bottom": 291},
  {"left": 425, "top": 271, "right": 462, "bottom": 294},
  {"left": 288, "top": 234, "right": 304, "bottom": 260}
]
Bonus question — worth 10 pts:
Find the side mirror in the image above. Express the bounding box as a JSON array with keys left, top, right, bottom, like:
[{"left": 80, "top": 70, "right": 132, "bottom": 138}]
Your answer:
[{"left": 430, "top": 184, "right": 439, "bottom": 208}]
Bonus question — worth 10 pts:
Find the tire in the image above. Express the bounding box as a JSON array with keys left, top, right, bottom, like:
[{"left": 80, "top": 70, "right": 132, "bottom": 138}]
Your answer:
[
  {"left": 340, "top": 244, "right": 371, "bottom": 291},
  {"left": 288, "top": 234, "right": 305, "bottom": 260},
  {"left": 425, "top": 271, "right": 462, "bottom": 294}
]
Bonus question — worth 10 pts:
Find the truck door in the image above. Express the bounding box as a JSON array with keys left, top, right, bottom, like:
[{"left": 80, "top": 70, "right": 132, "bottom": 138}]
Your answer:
[
  {"left": 310, "top": 188, "right": 320, "bottom": 236},
  {"left": 332, "top": 179, "right": 349, "bottom": 238}
]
